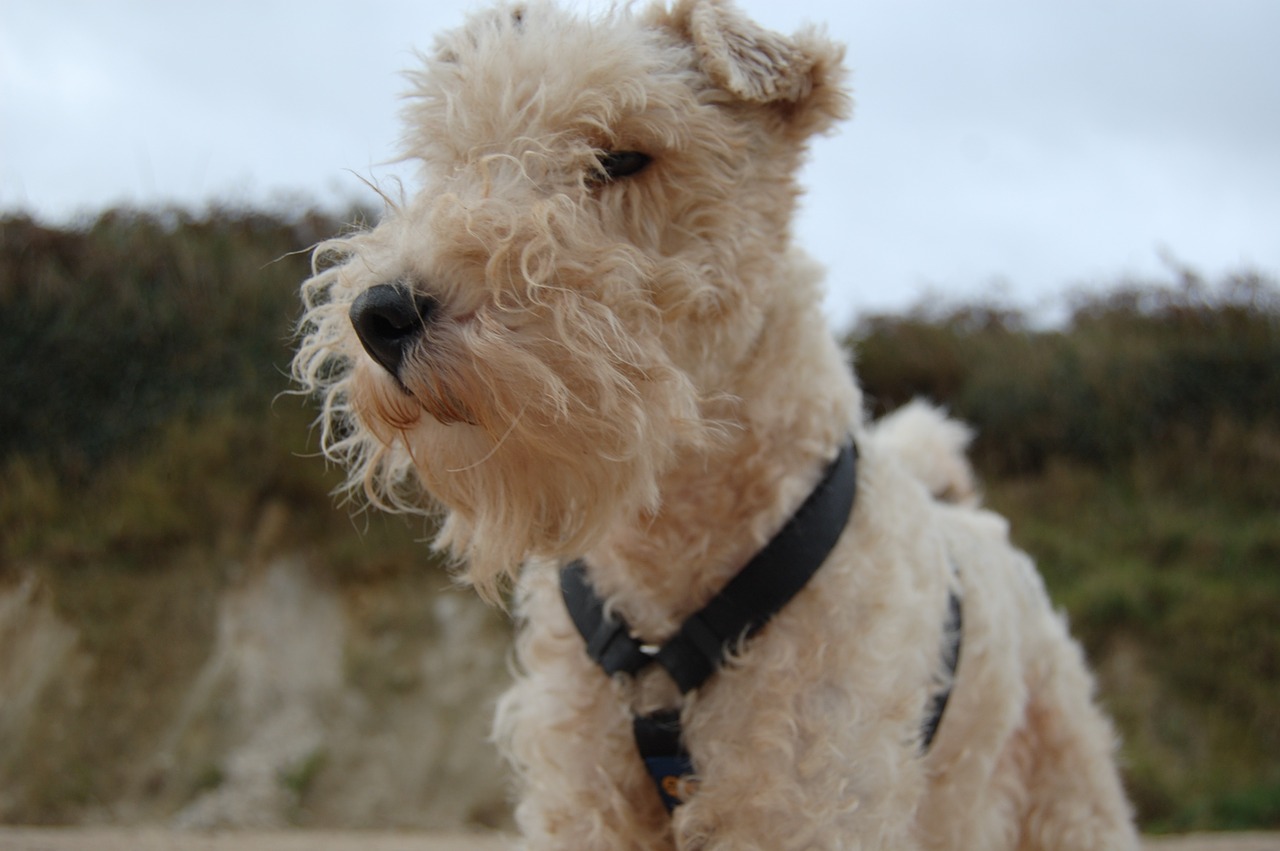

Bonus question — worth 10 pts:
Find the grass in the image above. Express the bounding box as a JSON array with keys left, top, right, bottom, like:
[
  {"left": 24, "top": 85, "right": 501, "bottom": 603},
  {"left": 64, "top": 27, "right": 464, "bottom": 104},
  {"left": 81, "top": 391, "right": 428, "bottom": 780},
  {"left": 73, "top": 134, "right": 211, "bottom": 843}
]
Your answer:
[
  {"left": 983, "top": 466, "right": 1280, "bottom": 831},
  {"left": 848, "top": 274, "right": 1280, "bottom": 831},
  {"left": 280, "top": 748, "right": 330, "bottom": 822}
]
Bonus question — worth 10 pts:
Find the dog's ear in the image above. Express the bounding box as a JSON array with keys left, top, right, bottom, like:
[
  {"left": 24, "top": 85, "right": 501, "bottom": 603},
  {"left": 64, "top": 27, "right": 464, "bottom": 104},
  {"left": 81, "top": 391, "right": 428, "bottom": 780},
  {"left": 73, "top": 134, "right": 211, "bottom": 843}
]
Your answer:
[{"left": 664, "top": 0, "right": 850, "bottom": 135}]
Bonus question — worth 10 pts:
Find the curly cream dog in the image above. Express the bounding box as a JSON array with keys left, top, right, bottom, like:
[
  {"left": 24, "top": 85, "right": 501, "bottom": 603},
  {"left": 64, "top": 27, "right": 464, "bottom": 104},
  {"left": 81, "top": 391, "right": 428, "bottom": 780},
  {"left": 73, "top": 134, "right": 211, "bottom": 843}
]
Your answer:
[{"left": 294, "top": 1, "right": 1139, "bottom": 847}]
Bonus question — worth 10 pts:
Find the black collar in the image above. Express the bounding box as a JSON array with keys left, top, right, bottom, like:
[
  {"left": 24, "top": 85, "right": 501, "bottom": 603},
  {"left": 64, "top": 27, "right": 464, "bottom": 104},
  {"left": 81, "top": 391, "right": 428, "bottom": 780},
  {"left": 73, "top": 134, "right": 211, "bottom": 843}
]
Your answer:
[
  {"left": 561, "top": 441, "right": 858, "bottom": 695},
  {"left": 558, "top": 440, "right": 962, "bottom": 813}
]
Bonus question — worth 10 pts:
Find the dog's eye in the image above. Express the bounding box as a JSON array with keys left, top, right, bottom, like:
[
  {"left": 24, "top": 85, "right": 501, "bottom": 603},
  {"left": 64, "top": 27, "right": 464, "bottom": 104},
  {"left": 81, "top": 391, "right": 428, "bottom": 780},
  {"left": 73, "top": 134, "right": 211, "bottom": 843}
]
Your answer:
[{"left": 594, "top": 151, "right": 652, "bottom": 183}]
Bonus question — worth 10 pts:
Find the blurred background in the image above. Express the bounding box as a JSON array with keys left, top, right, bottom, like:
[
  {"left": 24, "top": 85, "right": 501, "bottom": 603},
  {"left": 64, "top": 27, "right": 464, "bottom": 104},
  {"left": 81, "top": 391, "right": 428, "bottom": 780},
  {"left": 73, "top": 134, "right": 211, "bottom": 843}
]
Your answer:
[{"left": 1, "top": 0, "right": 1277, "bottom": 835}]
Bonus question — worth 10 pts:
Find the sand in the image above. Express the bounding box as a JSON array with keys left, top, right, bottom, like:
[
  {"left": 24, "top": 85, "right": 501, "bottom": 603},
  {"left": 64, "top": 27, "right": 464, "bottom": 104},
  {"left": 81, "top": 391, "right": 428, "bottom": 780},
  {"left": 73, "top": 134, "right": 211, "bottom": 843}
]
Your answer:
[{"left": 1, "top": 829, "right": 1278, "bottom": 851}]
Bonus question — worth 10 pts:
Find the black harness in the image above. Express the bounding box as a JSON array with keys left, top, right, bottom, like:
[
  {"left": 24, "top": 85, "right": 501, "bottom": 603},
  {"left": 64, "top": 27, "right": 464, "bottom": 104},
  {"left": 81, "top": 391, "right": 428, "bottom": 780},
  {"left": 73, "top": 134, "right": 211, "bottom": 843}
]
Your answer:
[{"left": 560, "top": 442, "right": 962, "bottom": 812}]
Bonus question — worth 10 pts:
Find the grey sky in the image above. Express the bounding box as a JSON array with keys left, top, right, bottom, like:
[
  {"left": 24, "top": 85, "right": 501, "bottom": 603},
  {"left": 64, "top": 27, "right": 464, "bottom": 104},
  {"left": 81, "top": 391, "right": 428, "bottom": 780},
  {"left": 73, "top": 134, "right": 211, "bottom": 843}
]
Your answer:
[{"left": 3, "top": 0, "right": 1277, "bottom": 325}]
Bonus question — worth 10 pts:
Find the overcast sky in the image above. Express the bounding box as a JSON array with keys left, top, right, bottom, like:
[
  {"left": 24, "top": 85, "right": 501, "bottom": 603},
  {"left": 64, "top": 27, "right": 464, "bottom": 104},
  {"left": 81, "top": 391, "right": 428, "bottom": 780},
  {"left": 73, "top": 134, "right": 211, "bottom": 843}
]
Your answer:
[{"left": 3, "top": 0, "right": 1278, "bottom": 325}]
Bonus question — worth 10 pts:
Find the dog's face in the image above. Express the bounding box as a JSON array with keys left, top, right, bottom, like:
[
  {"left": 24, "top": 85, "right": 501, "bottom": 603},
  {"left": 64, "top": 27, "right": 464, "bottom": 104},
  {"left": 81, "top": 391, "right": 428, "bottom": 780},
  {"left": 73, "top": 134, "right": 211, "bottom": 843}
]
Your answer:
[{"left": 294, "top": 0, "right": 848, "bottom": 595}]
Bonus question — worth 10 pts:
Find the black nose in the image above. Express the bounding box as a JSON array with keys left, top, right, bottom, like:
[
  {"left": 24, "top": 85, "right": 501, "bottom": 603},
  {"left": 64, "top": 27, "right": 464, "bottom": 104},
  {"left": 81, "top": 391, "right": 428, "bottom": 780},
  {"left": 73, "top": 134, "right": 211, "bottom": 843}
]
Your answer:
[{"left": 349, "top": 283, "right": 436, "bottom": 377}]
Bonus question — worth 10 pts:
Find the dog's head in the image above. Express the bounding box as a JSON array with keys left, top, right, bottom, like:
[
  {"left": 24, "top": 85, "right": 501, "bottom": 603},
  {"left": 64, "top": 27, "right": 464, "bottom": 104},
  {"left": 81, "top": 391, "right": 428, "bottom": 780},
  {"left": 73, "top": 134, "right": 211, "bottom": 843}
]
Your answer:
[{"left": 293, "top": 0, "right": 849, "bottom": 598}]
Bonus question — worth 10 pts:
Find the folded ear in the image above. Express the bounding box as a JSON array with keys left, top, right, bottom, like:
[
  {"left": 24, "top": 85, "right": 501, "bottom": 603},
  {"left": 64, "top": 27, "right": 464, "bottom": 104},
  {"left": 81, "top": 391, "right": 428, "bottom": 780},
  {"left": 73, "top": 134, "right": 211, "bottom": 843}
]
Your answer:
[{"left": 666, "top": 0, "right": 851, "bottom": 134}]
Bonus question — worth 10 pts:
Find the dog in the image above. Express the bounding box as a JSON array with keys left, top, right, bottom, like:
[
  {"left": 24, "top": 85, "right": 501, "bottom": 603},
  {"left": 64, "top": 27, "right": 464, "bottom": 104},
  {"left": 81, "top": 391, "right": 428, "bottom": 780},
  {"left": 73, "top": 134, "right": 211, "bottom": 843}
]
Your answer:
[{"left": 293, "top": 1, "right": 1139, "bottom": 847}]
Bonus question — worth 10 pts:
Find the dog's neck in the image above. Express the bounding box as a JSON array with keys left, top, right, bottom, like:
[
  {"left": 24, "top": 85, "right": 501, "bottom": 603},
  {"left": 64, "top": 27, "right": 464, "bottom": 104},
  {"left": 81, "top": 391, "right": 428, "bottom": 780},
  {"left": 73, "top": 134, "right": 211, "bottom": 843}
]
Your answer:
[{"left": 581, "top": 280, "right": 862, "bottom": 640}]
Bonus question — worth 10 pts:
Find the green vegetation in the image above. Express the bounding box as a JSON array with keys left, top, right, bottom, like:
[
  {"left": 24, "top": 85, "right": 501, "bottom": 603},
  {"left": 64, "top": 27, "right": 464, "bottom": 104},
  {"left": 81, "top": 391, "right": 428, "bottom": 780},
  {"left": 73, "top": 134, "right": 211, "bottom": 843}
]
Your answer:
[
  {"left": 0, "top": 207, "right": 433, "bottom": 825},
  {"left": 0, "top": 206, "right": 411, "bottom": 569},
  {"left": 279, "top": 748, "right": 330, "bottom": 821},
  {"left": 849, "top": 273, "right": 1280, "bottom": 831},
  {"left": 1, "top": 208, "right": 1277, "bottom": 831}
]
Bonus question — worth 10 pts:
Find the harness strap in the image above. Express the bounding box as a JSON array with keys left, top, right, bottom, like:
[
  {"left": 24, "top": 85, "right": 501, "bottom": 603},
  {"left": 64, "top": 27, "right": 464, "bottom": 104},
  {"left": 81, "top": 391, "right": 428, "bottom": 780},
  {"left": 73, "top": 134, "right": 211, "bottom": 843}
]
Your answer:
[
  {"left": 921, "top": 587, "right": 963, "bottom": 751},
  {"left": 657, "top": 441, "right": 860, "bottom": 693},
  {"left": 560, "top": 443, "right": 859, "bottom": 812},
  {"left": 560, "top": 561, "right": 652, "bottom": 677},
  {"left": 561, "top": 441, "right": 859, "bottom": 693},
  {"left": 559, "top": 441, "right": 966, "bottom": 811},
  {"left": 632, "top": 710, "right": 693, "bottom": 811}
]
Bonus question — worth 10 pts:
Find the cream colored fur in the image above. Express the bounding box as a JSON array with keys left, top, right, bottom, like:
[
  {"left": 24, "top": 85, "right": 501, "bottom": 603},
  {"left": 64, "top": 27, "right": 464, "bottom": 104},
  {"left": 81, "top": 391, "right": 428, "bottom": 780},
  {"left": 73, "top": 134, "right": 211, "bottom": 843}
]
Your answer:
[{"left": 293, "top": 1, "right": 1139, "bottom": 847}]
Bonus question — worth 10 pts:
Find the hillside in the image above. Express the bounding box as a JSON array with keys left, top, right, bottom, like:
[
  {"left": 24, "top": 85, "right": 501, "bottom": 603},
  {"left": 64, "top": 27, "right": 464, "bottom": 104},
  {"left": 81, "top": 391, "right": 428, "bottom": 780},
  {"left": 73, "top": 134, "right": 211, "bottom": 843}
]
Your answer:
[{"left": 1, "top": 208, "right": 1277, "bottom": 833}]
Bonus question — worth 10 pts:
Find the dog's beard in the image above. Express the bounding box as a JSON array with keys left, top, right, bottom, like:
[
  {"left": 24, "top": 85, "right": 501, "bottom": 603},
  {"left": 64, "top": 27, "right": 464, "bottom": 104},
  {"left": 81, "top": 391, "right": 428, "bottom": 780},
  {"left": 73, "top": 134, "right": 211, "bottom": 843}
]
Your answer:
[
  {"left": 349, "top": 308, "right": 713, "bottom": 601},
  {"left": 401, "top": 360, "right": 477, "bottom": 428}
]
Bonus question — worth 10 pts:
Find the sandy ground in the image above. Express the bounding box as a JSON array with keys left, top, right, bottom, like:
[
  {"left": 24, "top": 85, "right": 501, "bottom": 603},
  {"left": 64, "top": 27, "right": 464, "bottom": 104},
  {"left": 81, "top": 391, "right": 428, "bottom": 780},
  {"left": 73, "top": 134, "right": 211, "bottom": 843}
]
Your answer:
[{"left": 0, "top": 829, "right": 1277, "bottom": 851}]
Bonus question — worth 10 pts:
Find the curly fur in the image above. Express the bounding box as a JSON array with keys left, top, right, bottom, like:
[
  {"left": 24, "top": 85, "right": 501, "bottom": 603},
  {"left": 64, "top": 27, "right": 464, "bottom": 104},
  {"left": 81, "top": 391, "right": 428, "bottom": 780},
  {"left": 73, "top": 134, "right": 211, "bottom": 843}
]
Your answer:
[{"left": 293, "top": 1, "right": 1139, "bottom": 847}]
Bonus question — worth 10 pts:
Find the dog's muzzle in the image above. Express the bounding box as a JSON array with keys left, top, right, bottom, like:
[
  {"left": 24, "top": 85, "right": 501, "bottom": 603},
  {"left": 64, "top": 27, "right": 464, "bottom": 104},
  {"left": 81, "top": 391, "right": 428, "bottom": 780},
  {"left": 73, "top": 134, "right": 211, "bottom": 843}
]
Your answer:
[{"left": 349, "top": 283, "right": 437, "bottom": 377}]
